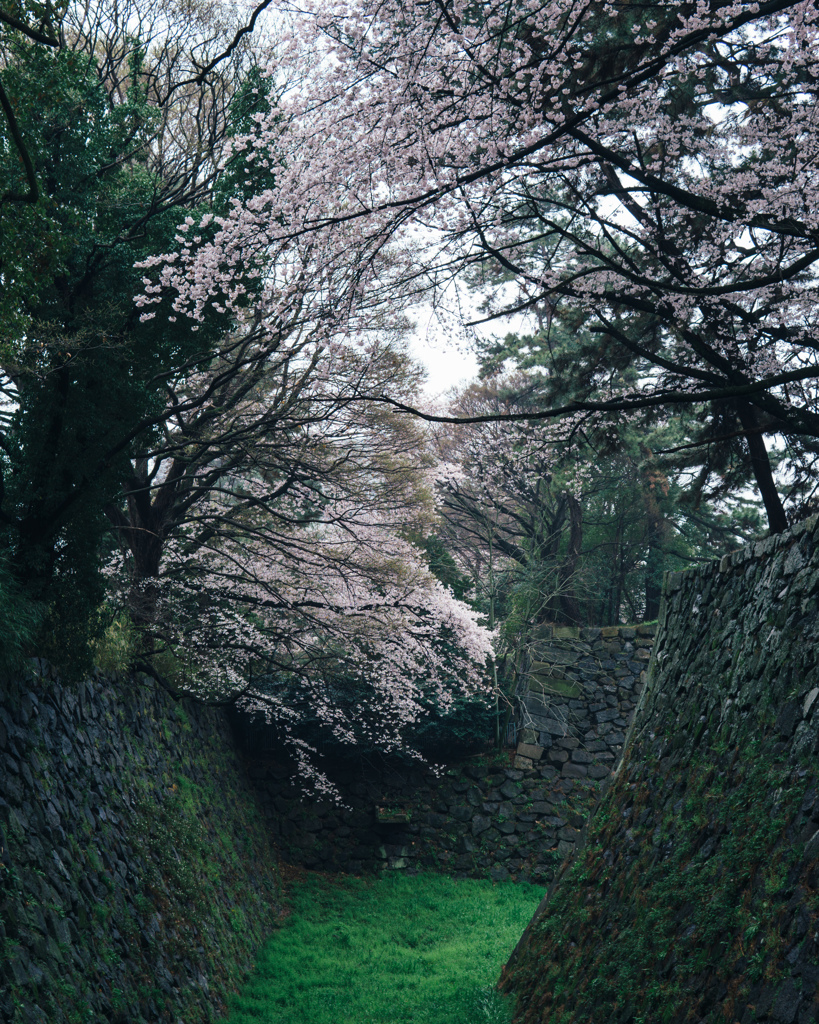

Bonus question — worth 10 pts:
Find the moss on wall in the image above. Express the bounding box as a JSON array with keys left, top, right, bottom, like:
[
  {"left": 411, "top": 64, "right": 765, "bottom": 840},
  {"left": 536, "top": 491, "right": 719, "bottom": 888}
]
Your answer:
[
  {"left": 0, "top": 666, "right": 281, "bottom": 1024},
  {"left": 501, "top": 515, "right": 819, "bottom": 1024}
]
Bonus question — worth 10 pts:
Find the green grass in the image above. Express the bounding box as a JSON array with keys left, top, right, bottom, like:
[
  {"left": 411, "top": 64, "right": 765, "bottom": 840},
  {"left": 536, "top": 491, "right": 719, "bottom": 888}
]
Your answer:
[{"left": 223, "top": 872, "right": 542, "bottom": 1024}]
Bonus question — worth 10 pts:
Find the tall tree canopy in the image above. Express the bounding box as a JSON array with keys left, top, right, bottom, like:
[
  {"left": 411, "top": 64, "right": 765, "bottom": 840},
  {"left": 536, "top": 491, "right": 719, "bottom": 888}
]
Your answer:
[
  {"left": 4, "top": 0, "right": 817, "bottom": 774},
  {"left": 0, "top": 0, "right": 492, "bottom": 770},
  {"left": 148, "top": 0, "right": 819, "bottom": 532}
]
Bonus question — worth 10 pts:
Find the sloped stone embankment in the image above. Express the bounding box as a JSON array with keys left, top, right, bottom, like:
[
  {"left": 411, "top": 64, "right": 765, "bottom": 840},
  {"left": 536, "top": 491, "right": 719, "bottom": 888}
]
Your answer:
[
  {"left": 500, "top": 515, "right": 819, "bottom": 1024},
  {"left": 0, "top": 667, "right": 280, "bottom": 1024}
]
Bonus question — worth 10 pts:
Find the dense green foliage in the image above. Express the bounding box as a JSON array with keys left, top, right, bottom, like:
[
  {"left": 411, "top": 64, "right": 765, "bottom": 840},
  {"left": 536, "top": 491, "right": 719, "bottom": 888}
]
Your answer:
[
  {"left": 456, "top": 332, "right": 766, "bottom": 629},
  {"left": 0, "top": 551, "right": 42, "bottom": 676},
  {"left": 224, "top": 872, "right": 542, "bottom": 1024},
  {"left": 0, "top": 33, "right": 255, "bottom": 673}
]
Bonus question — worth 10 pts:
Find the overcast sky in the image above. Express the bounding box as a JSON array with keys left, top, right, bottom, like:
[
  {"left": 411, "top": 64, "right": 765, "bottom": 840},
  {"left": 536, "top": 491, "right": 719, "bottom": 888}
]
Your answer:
[{"left": 411, "top": 334, "right": 479, "bottom": 397}]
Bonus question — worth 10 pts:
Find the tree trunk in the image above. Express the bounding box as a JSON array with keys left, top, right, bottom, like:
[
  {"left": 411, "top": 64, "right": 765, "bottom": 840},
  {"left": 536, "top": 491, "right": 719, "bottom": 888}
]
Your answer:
[
  {"left": 105, "top": 458, "right": 186, "bottom": 630},
  {"left": 736, "top": 402, "right": 788, "bottom": 534},
  {"left": 644, "top": 536, "right": 663, "bottom": 622},
  {"left": 560, "top": 493, "right": 584, "bottom": 625}
]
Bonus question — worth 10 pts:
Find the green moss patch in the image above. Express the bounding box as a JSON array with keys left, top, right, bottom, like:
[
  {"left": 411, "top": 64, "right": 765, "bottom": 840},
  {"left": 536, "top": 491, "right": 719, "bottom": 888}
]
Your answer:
[
  {"left": 502, "top": 734, "right": 818, "bottom": 1024},
  {"left": 528, "top": 677, "right": 582, "bottom": 698}
]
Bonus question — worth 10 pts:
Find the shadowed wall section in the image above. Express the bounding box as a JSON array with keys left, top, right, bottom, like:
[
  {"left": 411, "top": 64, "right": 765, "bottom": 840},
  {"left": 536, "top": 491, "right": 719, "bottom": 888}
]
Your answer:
[
  {"left": 234, "top": 625, "right": 656, "bottom": 883},
  {"left": 500, "top": 515, "right": 819, "bottom": 1024},
  {"left": 0, "top": 668, "right": 281, "bottom": 1024}
]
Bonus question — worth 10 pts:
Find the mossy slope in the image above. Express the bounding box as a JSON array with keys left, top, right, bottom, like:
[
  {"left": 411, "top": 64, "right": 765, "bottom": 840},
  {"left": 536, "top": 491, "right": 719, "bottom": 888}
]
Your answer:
[
  {"left": 1, "top": 667, "right": 281, "bottom": 1024},
  {"left": 501, "top": 516, "right": 819, "bottom": 1024}
]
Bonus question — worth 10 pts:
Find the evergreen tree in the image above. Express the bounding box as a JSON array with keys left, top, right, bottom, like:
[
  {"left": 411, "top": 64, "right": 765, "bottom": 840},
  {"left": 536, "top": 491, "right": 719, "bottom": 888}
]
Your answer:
[{"left": 0, "top": 26, "right": 259, "bottom": 670}]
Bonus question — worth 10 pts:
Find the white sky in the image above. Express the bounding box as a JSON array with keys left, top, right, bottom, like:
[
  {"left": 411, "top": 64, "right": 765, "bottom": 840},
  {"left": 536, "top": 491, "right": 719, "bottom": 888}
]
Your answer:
[{"left": 410, "top": 332, "right": 479, "bottom": 397}]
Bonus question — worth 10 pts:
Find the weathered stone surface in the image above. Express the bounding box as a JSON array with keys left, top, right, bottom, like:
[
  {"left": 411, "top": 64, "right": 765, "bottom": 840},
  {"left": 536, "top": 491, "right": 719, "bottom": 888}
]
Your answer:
[
  {"left": 517, "top": 625, "right": 653, "bottom": 782},
  {"left": 502, "top": 515, "right": 819, "bottom": 1024},
  {"left": 771, "top": 979, "right": 801, "bottom": 1024},
  {"left": 528, "top": 678, "right": 582, "bottom": 697},
  {"left": 0, "top": 669, "right": 281, "bottom": 1024}
]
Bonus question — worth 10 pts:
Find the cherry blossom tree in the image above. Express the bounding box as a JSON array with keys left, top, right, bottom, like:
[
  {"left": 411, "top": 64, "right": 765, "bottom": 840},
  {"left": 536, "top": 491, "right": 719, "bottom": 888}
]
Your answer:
[
  {"left": 0, "top": 0, "right": 494, "bottom": 782},
  {"left": 100, "top": 322, "right": 494, "bottom": 782},
  {"left": 146, "top": 0, "right": 819, "bottom": 532}
]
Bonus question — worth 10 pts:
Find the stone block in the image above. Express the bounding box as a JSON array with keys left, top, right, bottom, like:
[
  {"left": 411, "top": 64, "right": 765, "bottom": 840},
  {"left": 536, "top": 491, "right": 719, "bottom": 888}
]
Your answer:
[
  {"left": 423, "top": 812, "right": 449, "bottom": 828},
  {"left": 516, "top": 742, "right": 544, "bottom": 760},
  {"left": 665, "top": 570, "right": 684, "bottom": 592},
  {"left": 775, "top": 701, "right": 801, "bottom": 739},
  {"left": 537, "top": 718, "right": 571, "bottom": 737},
  {"left": 770, "top": 978, "right": 800, "bottom": 1023},
  {"left": 532, "top": 648, "right": 578, "bottom": 668},
  {"left": 528, "top": 677, "right": 582, "bottom": 698}
]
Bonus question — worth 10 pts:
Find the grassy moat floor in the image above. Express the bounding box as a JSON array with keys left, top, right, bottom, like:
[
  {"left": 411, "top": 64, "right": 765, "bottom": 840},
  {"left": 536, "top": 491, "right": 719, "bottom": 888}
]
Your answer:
[{"left": 222, "top": 870, "right": 542, "bottom": 1024}]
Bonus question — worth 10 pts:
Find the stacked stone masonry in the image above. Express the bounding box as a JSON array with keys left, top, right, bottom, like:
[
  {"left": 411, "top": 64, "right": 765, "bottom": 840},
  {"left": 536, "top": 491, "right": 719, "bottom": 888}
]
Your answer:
[
  {"left": 246, "top": 753, "right": 601, "bottom": 886},
  {"left": 242, "top": 623, "right": 655, "bottom": 884},
  {"left": 0, "top": 667, "right": 281, "bottom": 1024},
  {"left": 516, "top": 623, "right": 656, "bottom": 779},
  {"left": 502, "top": 514, "right": 819, "bottom": 1024}
]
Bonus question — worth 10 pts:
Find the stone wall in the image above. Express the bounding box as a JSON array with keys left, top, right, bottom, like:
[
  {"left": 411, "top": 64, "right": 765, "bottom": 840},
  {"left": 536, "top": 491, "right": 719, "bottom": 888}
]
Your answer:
[
  {"left": 0, "top": 666, "right": 281, "bottom": 1024},
  {"left": 242, "top": 626, "right": 655, "bottom": 885},
  {"left": 246, "top": 751, "right": 602, "bottom": 886},
  {"left": 515, "top": 623, "right": 655, "bottom": 777},
  {"left": 501, "top": 514, "right": 819, "bottom": 1024}
]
